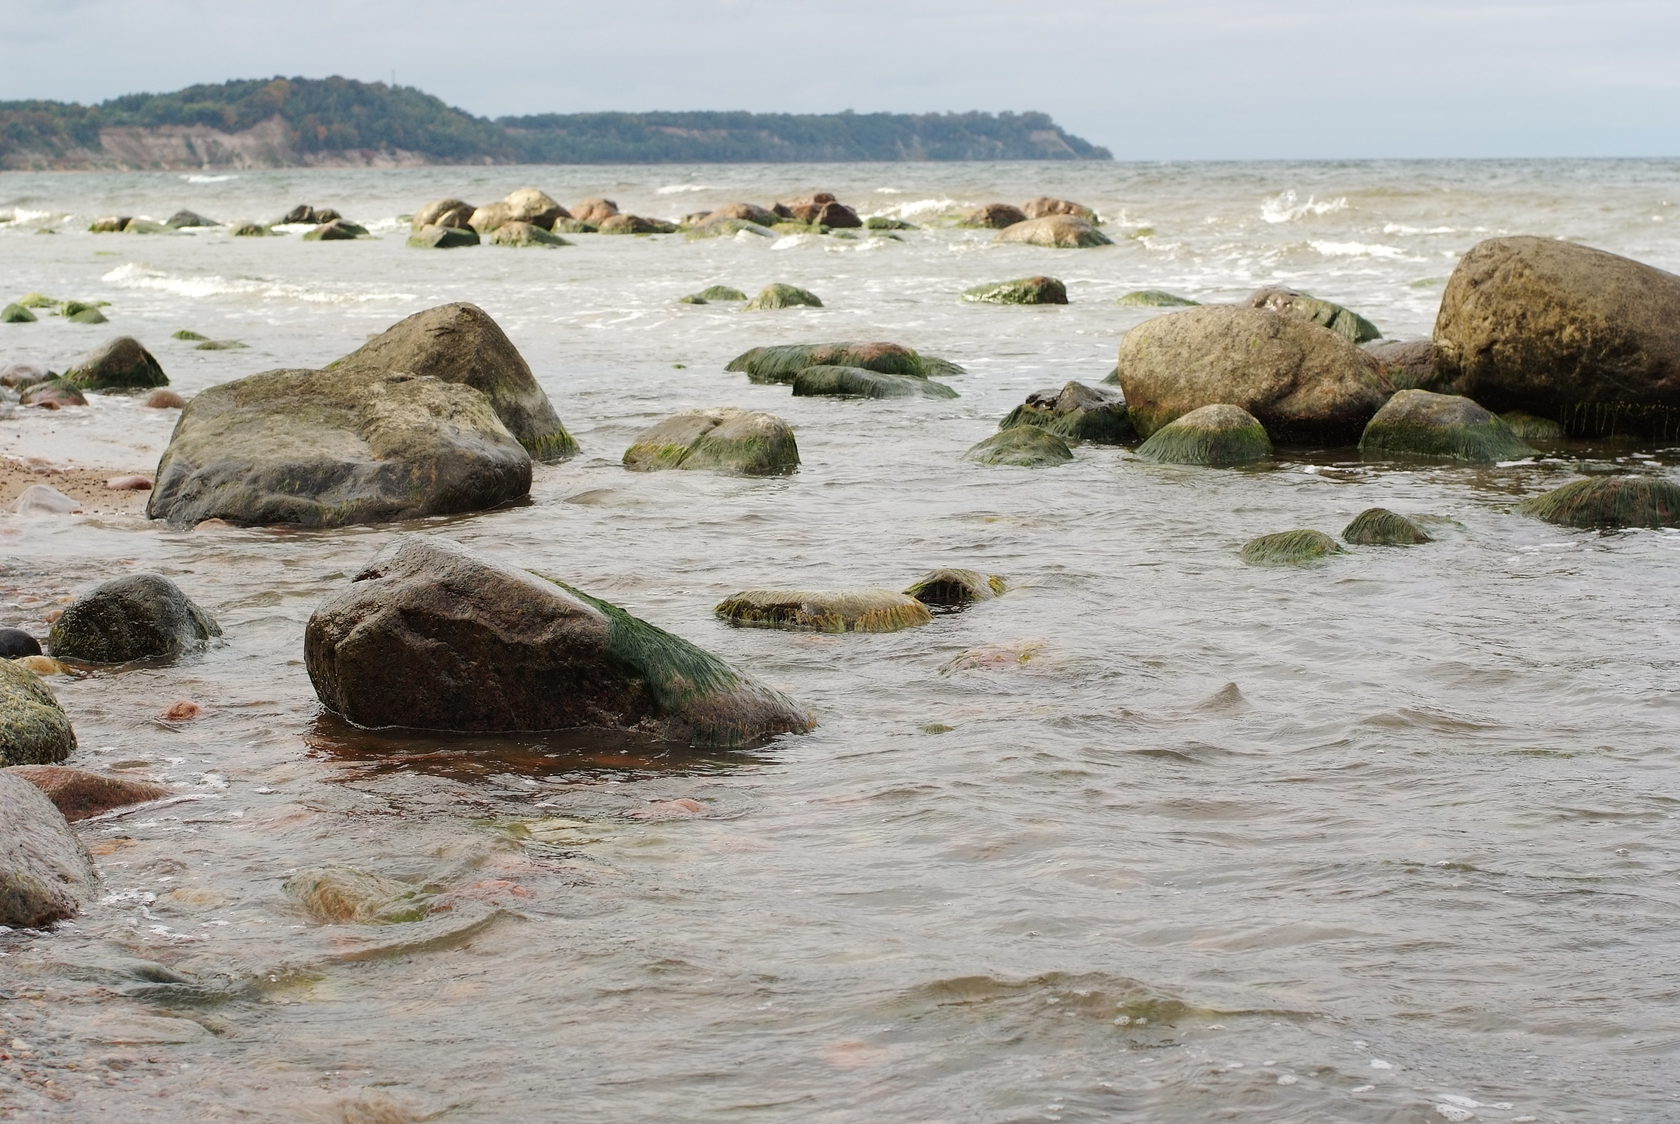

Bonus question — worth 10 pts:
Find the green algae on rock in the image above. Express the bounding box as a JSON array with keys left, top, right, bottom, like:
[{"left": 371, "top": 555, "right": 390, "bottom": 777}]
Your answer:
[
  {"left": 286, "top": 866, "right": 434, "bottom": 925},
  {"left": 1135, "top": 403, "right": 1272, "bottom": 467},
  {"left": 487, "top": 221, "right": 570, "bottom": 248},
  {"left": 994, "top": 215, "right": 1113, "bottom": 248},
  {"left": 726, "top": 341, "right": 963, "bottom": 384},
  {"left": 715, "top": 589, "right": 933, "bottom": 633},
  {"left": 1, "top": 303, "right": 36, "bottom": 323},
  {"left": 1358, "top": 389, "right": 1536, "bottom": 463},
  {"left": 903, "top": 568, "right": 1006, "bottom": 608},
  {"left": 0, "top": 661, "right": 77, "bottom": 766},
  {"left": 1500, "top": 411, "right": 1566, "bottom": 442},
  {"left": 1516, "top": 475, "right": 1680, "bottom": 529},
  {"left": 48, "top": 573, "right": 221, "bottom": 663},
  {"left": 1239, "top": 529, "right": 1348, "bottom": 566},
  {"left": 1000, "top": 381, "right": 1132, "bottom": 443},
  {"left": 746, "top": 283, "right": 823, "bottom": 310},
  {"left": 408, "top": 224, "right": 481, "bottom": 249},
  {"left": 962, "top": 425, "right": 1074, "bottom": 467},
  {"left": 1341, "top": 507, "right": 1434, "bottom": 546},
  {"left": 623, "top": 408, "right": 799, "bottom": 475},
  {"left": 1117, "top": 290, "right": 1199, "bottom": 308},
  {"left": 962, "top": 276, "right": 1067, "bottom": 305},
  {"left": 1249, "top": 286, "right": 1383, "bottom": 344},
  {"left": 61, "top": 336, "right": 167, "bottom": 390},
  {"left": 791, "top": 365, "right": 958, "bottom": 399}
]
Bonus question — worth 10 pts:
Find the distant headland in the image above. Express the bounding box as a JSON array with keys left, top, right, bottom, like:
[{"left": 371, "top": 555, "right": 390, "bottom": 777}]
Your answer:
[{"left": 0, "top": 76, "right": 1112, "bottom": 170}]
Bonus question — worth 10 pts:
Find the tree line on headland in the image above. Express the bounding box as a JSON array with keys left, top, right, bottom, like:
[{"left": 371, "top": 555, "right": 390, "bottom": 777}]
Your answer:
[{"left": 0, "top": 76, "right": 1112, "bottom": 169}]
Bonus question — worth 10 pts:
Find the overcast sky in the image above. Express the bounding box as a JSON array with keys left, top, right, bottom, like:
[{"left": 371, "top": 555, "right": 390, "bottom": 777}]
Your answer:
[{"left": 3, "top": 0, "right": 1677, "bottom": 160}]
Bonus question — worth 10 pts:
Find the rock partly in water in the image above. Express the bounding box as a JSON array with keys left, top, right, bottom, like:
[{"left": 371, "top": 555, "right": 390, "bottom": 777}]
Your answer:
[
  {"left": 962, "top": 426, "right": 1074, "bottom": 466},
  {"left": 61, "top": 302, "right": 108, "bottom": 325},
  {"left": 2, "top": 303, "right": 37, "bottom": 323},
  {"left": 334, "top": 302, "right": 577, "bottom": 462},
  {"left": 407, "top": 224, "right": 481, "bottom": 249},
  {"left": 1239, "top": 529, "right": 1347, "bottom": 566},
  {"left": 864, "top": 216, "right": 917, "bottom": 230},
  {"left": 7, "top": 765, "right": 169, "bottom": 821},
  {"left": 1433, "top": 236, "right": 1680, "bottom": 438},
  {"left": 0, "top": 629, "right": 41, "bottom": 657},
  {"left": 279, "top": 204, "right": 339, "bottom": 225},
  {"left": 693, "top": 285, "right": 748, "bottom": 303},
  {"left": 487, "top": 221, "right": 570, "bottom": 248},
  {"left": 89, "top": 216, "right": 131, "bottom": 232},
  {"left": 623, "top": 408, "right": 799, "bottom": 475},
  {"left": 746, "top": 283, "right": 823, "bottom": 310},
  {"left": 1342, "top": 507, "right": 1434, "bottom": 545},
  {"left": 715, "top": 589, "right": 932, "bottom": 633},
  {"left": 962, "top": 276, "right": 1067, "bottom": 305},
  {"left": 684, "top": 216, "right": 774, "bottom": 240},
  {"left": 774, "top": 193, "right": 861, "bottom": 228},
  {"left": 194, "top": 339, "right": 248, "bottom": 351},
  {"left": 726, "top": 341, "right": 962, "bottom": 383},
  {"left": 20, "top": 381, "right": 88, "bottom": 409},
  {"left": 412, "top": 198, "right": 475, "bottom": 230},
  {"left": 960, "top": 203, "right": 1028, "bottom": 229},
  {"left": 1116, "top": 290, "right": 1198, "bottom": 308},
  {"left": 1358, "top": 389, "right": 1537, "bottom": 463},
  {"left": 598, "top": 214, "right": 675, "bottom": 235},
  {"left": 49, "top": 574, "right": 220, "bottom": 663},
  {"left": 147, "top": 365, "right": 533, "bottom": 528},
  {"left": 61, "top": 336, "right": 168, "bottom": 391},
  {"left": 1021, "top": 196, "right": 1096, "bottom": 221},
  {"left": 304, "top": 536, "right": 813, "bottom": 747},
  {"left": 791, "top": 365, "right": 958, "bottom": 399},
  {"left": 230, "top": 222, "right": 269, "bottom": 237},
  {"left": 13, "top": 484, "right": 81, "bottom": 514},
  {"left": 302, "top": 220, "right": 368, "bottom": 241},
  {"left": 502, "top": 187, "right": 570, "bottom": 229},
  {"left": 1249, "top": 286, "right": 1382, "bottom": 344},
  {"left": 166, "top": 209, "right": 216, "bottom": 229},
  {"left": 1135, "top": 403, "right": 1272, "bottom": 466},
  {"left": 0, "top": 771, "right": 98, "bottom": 928},
  {"left": 571, "top": 198, "right": 619, "bottom": 225},
  {"left": 1000, "top": 381, "right": 1132, "bottom": 443},
  {"left": 0, "top": 363, "right": 51, "bottom": 388},
  {"left": 1117, "top": 306, "right": 1392, "bottom": 445},
  {"left": 285, "top": 866, "right": 433, "bottom": 925},
  {"left": 1516, "top": 475, "right": 1680, "bottom": 529},
  {"left": 994, "top": 215, "right": 1113, "bottom": 248},
  {"left": 0, "top": 662, "right": 77, "bottom": 766},
  {"left": 902, "top": 568, "right": 1005, "bottom": 608}
]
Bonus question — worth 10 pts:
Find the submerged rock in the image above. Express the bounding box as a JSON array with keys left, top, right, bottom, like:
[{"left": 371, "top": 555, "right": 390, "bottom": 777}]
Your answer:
[
  {"left": 1135, "top": 403, "right": 1272, "bottom": 466},
  {"left": 487, "top": 221, "right": 569, "bottom": 248},
  {"left": 7, "top": 765, "right": 169, "bottom": 821},
  {"left": 1342, "top": 507, "right": 1434, "bottom": 545},
  {"left": 0, "top": 661, "right": 77, "bottom": 766},
  {"left": 726, "top": 341, "right": 963, "bottom": 383},
  {"left": 791, "top": 365, "right": 958, "bottom": 399},
  {"left": 962, "top": 426, "right": 1074, "bottom": 466},
  {"left": 0, "top": 771, "right": 98, "bottom": 928},
  {"left": 61, "top": 336, "right": 168, "bottom": 391},
  {"left": 1249, "top": 286, "right": 1382, "bottom": 344},
  {"left": 1117, "top": 306, "right": 1391, "bottom": 444},
  {"left": 20, "top": 381, "right": 87, "bottom": 409},
  {"left": 1358, "top": 389, "right": 1536, "bottom": 463},
  {"left": 1116, "top": 290, "right": 1198, "bottom": 308},
  {"left": 746, "top": 283, "right": 823, "bottom": 310},
  {"left": 1239, "top": 529, "right": 1347, "bottom": 566},
  {"left": 903, "top": 568, "right": 1005, "bottom": 608},
  {"left": 302, "top": 219, "right": 368, "bottom": 241},
  {"left": 306, "top": 536, "right": 812, "bottom": 746},
  {"left": 49, "top": 573, "right": 221, "bottom": 663},
  {"left": 962, "top": 276, "right": 1067, "bottom": 305},
  {"left": 715, "top": 589, "right": 932, "bottom": 633},
  {"left": 685, "top": 216, "right": 774, "bottom": 240},
  {"left": 230, "top": 221, "right": 269, "bottom": 237},
  {"left": 686, "top": 285, "right": 748, "bottom": 304},
  {"left": 1516, "top": 475, "right": 1680, "bottom": 529},
  {"left": 994, "top": 215, "right": 1112, "bottom": 248},
  {"left": 2, "top": 303, "right": 37, "bottom": 323},
  {"left": 285, "top": 866, "right": 432, "bottom": 925},
  {"left": 0, "top": 629, "right": 41, "bottom": 657},
  {"left": 166, "top": 209, "right": 216, "bottom": 229},
  {"left": 1000, "top": 381, "right": 1131, "bottom": 443},
  {"left": 623, "top": 408, "right": 799, "bottom": 475}
]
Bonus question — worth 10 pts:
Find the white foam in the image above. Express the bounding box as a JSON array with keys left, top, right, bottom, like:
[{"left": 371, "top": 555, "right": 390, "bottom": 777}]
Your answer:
[
  {"left": 101, "top": 261, "right": 414, "bottom": 304},
  {"left": 656, "top": 183, "right": 712, "bottom": 194},
  {"left": 1310, "top": 240, "right": 1408, "bottom": 259},
  {"left": 182, "top": 173, "right": 237, "bottom": 184},
  {"left": 894, "top": 197, "right": 958, "bottom": 219},
  {"left": 1383, "top": 222, "right": 1458, "bottom": 236},
  {"left": 1262, "top": 190, "right": 1349, "bottom": 223}
]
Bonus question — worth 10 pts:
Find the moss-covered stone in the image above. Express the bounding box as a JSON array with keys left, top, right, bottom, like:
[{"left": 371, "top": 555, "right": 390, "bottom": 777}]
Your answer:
[
  {"left": 715, "top": 589, "right": 933, "bottom": 633},
  {"left": 994, "top": 215, "right": 1113, "bottom": 248},
  {"left": 18, "top": 293, "right": 60, "bottom": 309},
  {"left": 682, "top": 285, "right": 747, "bottom": 304},
  {"left": 1240, "top": 529, "right": 1347, "bottom": 566},
  {"left": 48, "top": 573, "right": 221, "bottom": 663},
  {"left": 902, "top": 568, "right": 1006, "bottom": 607},
  {"left": 1500, "top": 411, "right": 1566, "bottom": 442},
  {"left": 1117, "top": 290, "right": 1198, "bottom": 308},
  {"left": 166, "top": 209, "right": 216, "bottom": 229},
  {"left": 62, "top": 336, "right": 168, "bottom": 390},
  {"left": 1135, "top": 403, "right": 1271, "bottom": 466},
  {"left": 623, "top": 408, "right": 799, "bottom": 475},
  {"left": 1250, "top": 287, "right": 1382, "bottom": 344},
  {"left": 1359, "top": 389, "right": 1536, "bottom": 463},
  {"left": 0, "top": 661, "right": 76, "bottom": 766},
  {"left": 285, "top": 867, "right": 432, "bottom": 925},
  {"left": 1516, "top": 475, "right": 1680, "bottom": 529},
  {"left": 552, "top": 218, "right": 598, "bottom": 234},
  {"left": 172, "top": 329, "right": 208, "bottom": 341},
  {"left": 1000, "top": 381, "right": 1132, "bottom": 443},
  {"left": 791, "top": 365, "right": 958, "bottom": 399},
  {"left": 962, "top": 276, "right": 1067, "bottom": 305},
  {"left": 20, "top": 381, "right": 87, "bottom": 408},
  {"left": 487, "top": 221, "right": 570, "bottom": 248},
  {"left": 62, "top": 302, "right": 108, "bottom": 324},
  {"left": 194, "top": 339, "right": 249, "bottom": 351},
  {"left": 1, "top": 303, "right": 36, "bottom": 323},
  {"left": 303, "top": 220, "right": 368, "bottom": 241},
  {"left": 962, "top": 426, "right": 1074, "bottom": 466},
  {"left": 865, "top": 216, "right": 916, "bottom": 230},
  {"left": 407, "top": 224, "right": 481, "bottom": 249},
  {"left": 746, "top": 283, "right": 823, "bottom": 310},
  {"left": 726, "top": 341, "right": 962, "bottom": 383},
  {"left": 685, "top": 216, "right": 774, "bottom": 240},
  {"left": 1342, "top": 507, "right": 1434, "bottom": 545},
  {"left": 231, "top": 221, "right": 269, "bottom": 237}
]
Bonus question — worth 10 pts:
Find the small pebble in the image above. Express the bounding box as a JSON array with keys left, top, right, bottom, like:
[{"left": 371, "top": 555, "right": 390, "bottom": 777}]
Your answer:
[
  {"left": 143, "top": 389, "right": 187, "bottom": 409},
  {"left": 105, "top": 475, "right": 152, "bottom": 491}
]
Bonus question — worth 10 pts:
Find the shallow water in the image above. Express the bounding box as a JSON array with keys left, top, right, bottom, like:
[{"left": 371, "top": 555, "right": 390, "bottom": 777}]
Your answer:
[{"left": 2, "top": 160, "right": 1679, "bottom": 1122}]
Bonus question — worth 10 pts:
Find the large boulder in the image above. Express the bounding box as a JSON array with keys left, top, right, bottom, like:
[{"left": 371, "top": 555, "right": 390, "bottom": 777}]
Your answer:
[
  {"left": 774, "top": 193, "right": 861, "bottom": 228},
  {"left": 1358, "top": 389, "right": 1536, "bottom": 463},
  {"left": 503, "top": 187, "right": 570, "bottom": 228},
  {"left": 412, "top": 198, "right": 475, "bottom": 230},
  {"left": 48, "top": 574, "right": 221, "bottom": 663},
  {"left": 1116, "top": 306, "right": 1392, "bottom": 444},
  {"left": 1517, "top": 475, "right": 1680, "bottom": 529},
  {"left": 999, "top": 381, "right": 1132, "bottom": 443},
  {"left": 334, "top": 302, "right": 577, "bottom": 462},
  {"left": 304, "top": 536, "right": 813, "bottom": 747},
  {"left": 726, "top": 341, "right": 963, "bottom": 384},
  {"left": 487, "top": 221, "right": 569, "bottom": 248},
  {"left": 790, "top": 366, "right": 958, "bottom": 399},
  {"left": 1434, "top": 236, "right": 1680, "bottom": 437},
  {"left": 61, "top": 336, "right": 167, "bottom": 391},
  {"left": 623, "top": 408, "right": 799, "bottom": 475},
  {"left": 0, "top": 771, "right": 98, "bottom": 928},
  {"left": 1135, "top": 403, "right": 1272, "bottom": 466},
  {"left": 571, "top": 198, "right": 619, "bottom": 225},
  {"left": 0, "top": 662, "right": 76, "bottom": 767},
  {"left": 147, "top": 366, "right": 532, "bottom": 527},
  {"left": 1248, "top": 287, "right": 1382, "bottom": 344},
  {"left": 960, "top": 203, "right": 1027, "bottom": 229},
  {"left": 994, "top": 215, "right": 1112, "bottom": 248},
  {"left": 468, "top": 201, "right": 515, "bottom": 233}
]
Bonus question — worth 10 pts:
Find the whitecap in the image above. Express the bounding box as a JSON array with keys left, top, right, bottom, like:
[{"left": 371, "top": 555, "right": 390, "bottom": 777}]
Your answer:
[
  {"left": 895, "top": 197, "right": 958, "bottom": 219},
  {"left": 656, "top": 184, "right": 712, "bottom": 194},
  {"left": 1383, "top": 222, "right": 1457, "bottom": 236},
  {"left": 1309, "top": 240, "right": 1408, "bottom": 259},
  {"left": 1262, "top": 190, "right": 1349, "bottom": 223},
  {"left": 101, "top": 262, "right": 414, "bottom": 304},
  {"left": 183, "top": 173, "right": 237, "bottom": 184}
]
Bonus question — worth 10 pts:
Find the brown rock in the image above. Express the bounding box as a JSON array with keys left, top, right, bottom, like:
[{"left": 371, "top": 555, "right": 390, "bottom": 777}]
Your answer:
[
  {"left": 571, "top": 198, "right": 620, "bottom": 225},
  {"left": 961, "top": 203, "right": 1028, "bottom": 229},
  {"left": 1021, "top": 196, "right": 1096, "bottom": 221},
  {"left": 144, "top": 389, "right": 188, "bottom": 409},
  {"left": 7, "top": 765, "right": 169, "bottom": 821},
  {"left": 106, "top": 475, "right": 152, "bottom": 491}
]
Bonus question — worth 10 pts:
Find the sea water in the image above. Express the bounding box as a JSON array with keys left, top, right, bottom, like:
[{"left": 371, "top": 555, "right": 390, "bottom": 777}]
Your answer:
[{"left": 1, "top": 159, "right": 1678, "bottom": 1122}]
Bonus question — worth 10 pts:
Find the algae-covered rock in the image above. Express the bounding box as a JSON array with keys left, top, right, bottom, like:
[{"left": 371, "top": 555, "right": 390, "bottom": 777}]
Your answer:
[
  {"left": 1358, "top": 389, "right": 1536, "bottom": 463},
  {"left": 962, "top": 426, "right": 1074, "bottom": 466},
  {"left": 305, "top": 536, "right": 813, "bottom": 746},
  {"left": 1239, "top": 529, "right": 1347, "bottom": 566},
  {"left": 230, "top": 221, "right": 269, "bottom": 237},
  {"left": 1363, "top": 338, "right": 1441, "bottom": 391},
  {"left": 6, "top": 766, "right": 168, "bottom": 821},
  {"left": 726, "top": 341, "right": 962, "bottom": 383},
  {"left": 61, "top": 336, "right": 167, "bottom": 391},
  {"left": 682, "top": 285, "right": 748, "bottom": 305},
  {"left": 487, "top": 221, "right": 569, "bottom": 248},
  {"left": 623, "top": 408, "right": 799, "bottom": 475},
  {"left": 18, "top": 293, "right": 60, "bottom": 309},
  {"left": 746, "top": 283, "right": 823, "bottom": 310},
  {"left": 1000, "top": 381, "right": 1132, "bottom": 443},
  {"left": 599, "top": 214, "right": 674, "bottom": 235},
  {"left": 0, "top": 771, "right": 98, "bottom": 928},
  {"left": 865, "top": 216, "right": 916, "bottom": 230},
  {"left": 1516, "top": 475, "right": 1680, "bottom": 529},
  {"left": 166, "top": 209, "right": 216, "bottom": 229},
  {"left": 1249, "top": 286, "right": 1382, "bottom": 344},
  {"left": 407, "top": 224, "right": 481, "bottom": 249},
  {"left": 303, "top": 220, "right": 368, "bottom": 241},
  {"left": 1117, "top": 306, "right": 1391, "bottom": 444},
  {"left": 1501, "top": 411, "right": 1566, "bottom": 442},
  {"left": 1117, "top": 290, "right": 1198, "bottom": 308},
  {"left": 194, "top": 339, "right": 248, "bottom": 351},
  {"left": 48, "top": 573, "right": 220, "bottom": 663},
  {"left": 1135, "top": 403, "right": 1272, "bottom": 466},
  {"left": 2, "top": 303, "right": 36, "bottom": 323},
  {"left": 412, "top": 198, "right": 475, "bottom": 230},
  {"left": 791, "top": 365, "right": 958, "bottom": 399},
  {"left": 715, "top": 589, "right": 932, "bottom": 633},
  {"left": 172, "top": 329, "right": 208, "bottom": 341},
  {"left": 89, "top": 216, "right": 131, "bottom": 233},
  {"left": 147, "top": 366, "right": 532, "bottom": 528},
  {"left": 334, "top": 302, "right": 577, "bottom": 462},
  {"left": 62, "top": 302, "right": 108, "bottom": 325},
  {"left": 903, "top": 568, "right": 1005, "bottom": 608},
  {"left": 994, "top": 215, "right": 1113, "bottom": 248},
  {"left": 1342, "top": 507, "right": 1433, "bottom": 545},
  {"left": 285, "top": 866, "right": 432, "bottom": 925},
  {"left": 960, "top": 203, "right": 1027, "bottom": 229},
  {"left": 962, "top": 276, "right": 1067, "bottom": 305},
  {"left": 0, "top": 662, "right": 76, "bottom": 766},
  {"left": 685, "top": 216, "right": 774, "bottom": 240},
  {"left": 21, "top": 381, "right": 87, "bottom": 409}
]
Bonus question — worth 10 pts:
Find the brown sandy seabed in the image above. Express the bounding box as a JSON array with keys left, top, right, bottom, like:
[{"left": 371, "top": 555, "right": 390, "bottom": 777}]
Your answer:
[{"left": 1, "top": 454, "right": 151, "bottom": 516}]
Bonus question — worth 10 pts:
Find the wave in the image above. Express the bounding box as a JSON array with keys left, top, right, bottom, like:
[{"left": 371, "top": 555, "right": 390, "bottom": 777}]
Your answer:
[
  {"left": 889, "top": 197, "right": 957, "bottom": 219},
  {"left": 1262, "top": 190, "right": 1348, "bottom": 223},
  {"left": 1382, "top": 222, "right": 1457, "bottom": 236},
  {"left": 1, "top": 207, "right": 56, "bottom": 224},
  {"left": 182, "top": 174, "right": 237, "bottom": 184},
  {"left": 655, "top": 184, "right": 712, "bottom": 195},
  {"left": 1309, "top": 239, "right": 1409, "bottom": 259},
  {"left": 101, "top": 262, "right": 414, "bottom": 304}
]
